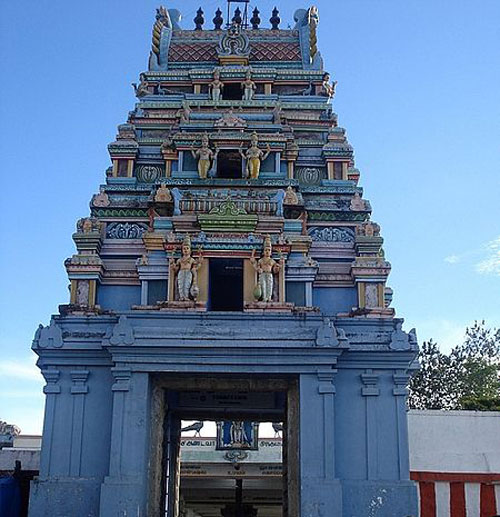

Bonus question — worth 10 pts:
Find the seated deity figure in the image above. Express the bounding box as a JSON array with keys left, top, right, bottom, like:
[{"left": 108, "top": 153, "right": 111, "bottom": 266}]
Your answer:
[
  {"left": 132, "top": 73, "right": 150, "bottom": 97},
  {"left": 176, "top": 101, "right": 191, "bottom": 123},
  {"left": 191, "top": 133, "right": 218, "bottom": 179},
  {"left": 239, "top": 132, "right": 271, "bottom": 180},
  {"left": 272, "top": 102, "right": 282, "bottom": 124},
  {"left": 170, "top": 235, "right": 203, "bottom": 301},
  {"left": 209, "top": 69, "right": 224, "bottom": 102},
  {"left": 321, "top": 72, "right": 337, "bottom": 98},
  {"left": 250, "top": 235, "right": 282, "bottom": 303},
  {"left": 241, "top": 70, "right": 256, "bottom": 100}
]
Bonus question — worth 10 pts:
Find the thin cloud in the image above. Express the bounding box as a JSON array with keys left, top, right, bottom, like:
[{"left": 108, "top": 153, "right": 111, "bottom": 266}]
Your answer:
[
  {"left": 2, "top": 390, "right": 44, "bottom": 399},
  {"left": 0, "top": 360, "right": 43, "bottom": 382},
  {"left": 476, "top": 236, "right": 500, "bottom": 276},
  {"left": 444, "top": 254, "right": 460, "bottom": 264},
  {"left": 412, "top": 318, "right": 468, "bottom": 353}
]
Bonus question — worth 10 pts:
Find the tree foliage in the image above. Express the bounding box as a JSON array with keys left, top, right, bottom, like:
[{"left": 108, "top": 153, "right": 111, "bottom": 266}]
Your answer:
[
  {"left": 408, "top": 321, "right": 500, "bottom": 410},
  {"left": 0, "top": 420, "right": 21, "bottom": 438}
]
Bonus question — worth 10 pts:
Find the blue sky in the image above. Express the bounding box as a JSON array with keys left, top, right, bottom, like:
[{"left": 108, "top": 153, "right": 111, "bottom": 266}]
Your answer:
[{"left": 1, "top": 0, "right": 499, "bottom": 434}]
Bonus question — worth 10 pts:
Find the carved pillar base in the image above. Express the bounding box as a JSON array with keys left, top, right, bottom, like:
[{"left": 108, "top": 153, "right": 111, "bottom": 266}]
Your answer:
[
  {"left": 156, "top": 300, "right": 207, "bottom": 311},
  {"left": 243, "top": 301, "right": 294, "bottom": 313}
]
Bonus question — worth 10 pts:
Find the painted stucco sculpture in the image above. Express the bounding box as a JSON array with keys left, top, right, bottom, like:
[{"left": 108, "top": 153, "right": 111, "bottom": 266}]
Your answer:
[
  {"left": 30, "top": 5, "right": 419, "bottom": 517},
  {"left": 169, "top": 234, "right": 203, "bottom": 301},
  {"left": 250, "top": 234, "right": 282, "bottom": 302},
  {"left": 190, "top": 133, "right": 218, "bottom": 179},
  {"left": 239, "top": 131, "right": 271, "bottom": 180}
]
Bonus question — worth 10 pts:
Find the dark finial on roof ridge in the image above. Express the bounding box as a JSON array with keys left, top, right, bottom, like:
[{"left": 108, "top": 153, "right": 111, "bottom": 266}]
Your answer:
[
  {"left": 270, "top": 7, "right": 280, "bottom": 30},
  {"left": 250, "top": 7, "right": 261, "bottom": 30},
  {"left": 194, "top": 7, "right": 204, "bottom": 30},
  {"left": 232, "top": 6, "right": 242, "bottom": 25},
  {"left": 213, "top": 7, "right": 223, "bottom": 30}
]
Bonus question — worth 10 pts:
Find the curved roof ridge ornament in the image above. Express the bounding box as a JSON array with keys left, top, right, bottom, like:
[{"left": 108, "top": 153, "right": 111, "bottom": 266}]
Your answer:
[
  {"left": 308, "top": 6, "right": 319, "bottom": 63},
  {"left": 148, "top": 6, "right": 181, "bottom": 71},
  {"left": 151, "top": 6, "right": 171, "bottom": 58},
  {"left": 294, "top": 6, "right": 323, "bottom": 70}
]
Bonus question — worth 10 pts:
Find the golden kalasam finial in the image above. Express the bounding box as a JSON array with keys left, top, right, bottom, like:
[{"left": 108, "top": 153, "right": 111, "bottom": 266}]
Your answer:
[
  {"left": 152, "top": 6, "right": 170, "bottom": 57},
  {"left": 308, "top": 6, "right": 319, "bottom": 63}
]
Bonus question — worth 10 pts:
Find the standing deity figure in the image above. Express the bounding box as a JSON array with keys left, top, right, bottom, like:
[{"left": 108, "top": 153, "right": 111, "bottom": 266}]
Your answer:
[
  {"left": 241, "top": 70, "right": 256, "bottom": 100},
  {"left": 230, "top": 421, "right": 248, "bottom": 446},
  {"left": 239, "top": 132, "right": 271, "bottom": 180},
  {"left": 321, "top": 72, "right": 337, "bottom": 99},
  {"left": 191, "top": 133, "right": 218, "bottom": 179},
  {"left": 250, "top": 235, "right": 282, "bottom": 303},
  {"left": 76, "top": 280, "right": 90, "bottom": 306},
  {"left": 170, "top": 235, "right": 203, "bottom": 301},
  {"left": 209, "top": 69, "right": 224, "bottom": 102}
]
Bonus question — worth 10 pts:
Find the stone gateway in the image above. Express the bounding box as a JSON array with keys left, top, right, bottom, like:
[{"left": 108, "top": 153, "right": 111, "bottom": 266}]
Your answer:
[{"left": 29, "top": 4, "right": 418, "bottom": 516}]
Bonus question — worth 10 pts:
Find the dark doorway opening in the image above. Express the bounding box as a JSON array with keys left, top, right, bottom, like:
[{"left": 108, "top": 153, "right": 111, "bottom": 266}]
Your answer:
[
  {"left": 209, "top": 258, "right": 244, "bottom": 311},
  {"left": 151, "top": 377, "right": 299, "bottom": 517},
  {"left": 179, "top": 419, "right": 284, "bottom": 517},
  {"left": 223, "top": 83, "right": 243, "bottom": 100},
  {"left": 217, "top": 150, "right": 242, "bottom": 179}
]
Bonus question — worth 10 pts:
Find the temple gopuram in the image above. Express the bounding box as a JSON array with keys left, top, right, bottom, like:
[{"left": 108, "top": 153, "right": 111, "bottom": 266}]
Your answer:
[{"left": 30, "top": 3, "right": 419, "bottom": 516}]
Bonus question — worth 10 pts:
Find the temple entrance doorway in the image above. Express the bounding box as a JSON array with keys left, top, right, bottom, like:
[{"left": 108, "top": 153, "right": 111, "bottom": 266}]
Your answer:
[
  {"left": 208, "top": 259, "right": 243, "bottom": 311},
  {"left": 149, "top": 377, "right": 299, "bottom": 517},
  {"left": 216, "top": 150, "right": 242, "bottom": 179},
  {"left": 179, "top": 420, "right": 283, "bottom": 517}
]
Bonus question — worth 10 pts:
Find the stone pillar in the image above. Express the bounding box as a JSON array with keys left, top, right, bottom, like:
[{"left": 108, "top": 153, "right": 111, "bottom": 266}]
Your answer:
[
  {"left": 100, "top": 369, "right": 152, "bottom": 516},
  {"left": 299, "top": 372, "right": 342, "bottom": 516},
  {"left": 38, "top": 368, "right": 61, "bottom": 478},
  {"left": 326, "top": 160, "right": 335, "bottom": 180},
  {"left": 162, "top": 148, "right": 178, "bottom": 178},
  {"left": 284, "top": 143, "right": 298, "bottom": 180},
  {"left": 393, "top": 371, "right": 411, "bottom": 480},
  {"left": 127, "top": 158, "right": 135, "bottom": 177},
  {"left": 29, "top": 365, "right": 109, "bottom": 517},
  {"left": 108, "top": 124, "right": 139, "bottom": 177},
  {"left": 69, "top": 369, "right": 90, "bottom": 476},
  {"left": 278, "top": 265, "right": 286, "bottom": 303},
  {"left": 141, "top": 280, "right": 148, "bottom": 305},
  {"left": 341, "top": 161, "right": 348, "bottom": 180},
  {"left": 137, "top": 251, "right": 169, "bottom": 305},
  {"left": 360, "top": 369, "right": 380, "bottom": 479}
]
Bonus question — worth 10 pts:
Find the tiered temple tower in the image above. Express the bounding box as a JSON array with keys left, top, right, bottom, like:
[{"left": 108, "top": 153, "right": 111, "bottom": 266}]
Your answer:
[{"left": 30, "top": 5, "right": 419, "bottom": 516}]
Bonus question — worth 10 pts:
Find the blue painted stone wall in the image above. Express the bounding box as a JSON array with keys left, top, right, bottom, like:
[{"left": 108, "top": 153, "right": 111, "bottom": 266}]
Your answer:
[
  {"left": 30, "top": 313, "right": 418, "bottom": 517},
  {"left": 30, "top": 365, "right": 113, "bottom": 517},
  {"left": 97, "top": 285, "right": 141, "bottom": 311},
  {"left": 313, "top": 287, "right": 357, "bottom": 315}
]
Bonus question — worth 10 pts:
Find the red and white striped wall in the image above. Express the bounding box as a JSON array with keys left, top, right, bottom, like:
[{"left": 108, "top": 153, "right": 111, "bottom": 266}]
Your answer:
[{"left": 411, "top": 472, "right": 500, "bottom": 517}]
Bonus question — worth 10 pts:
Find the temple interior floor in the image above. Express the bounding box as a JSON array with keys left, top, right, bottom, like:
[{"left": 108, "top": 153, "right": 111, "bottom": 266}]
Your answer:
[{"left": 182, "top": 477, "right": 283, "bottom": 517}]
